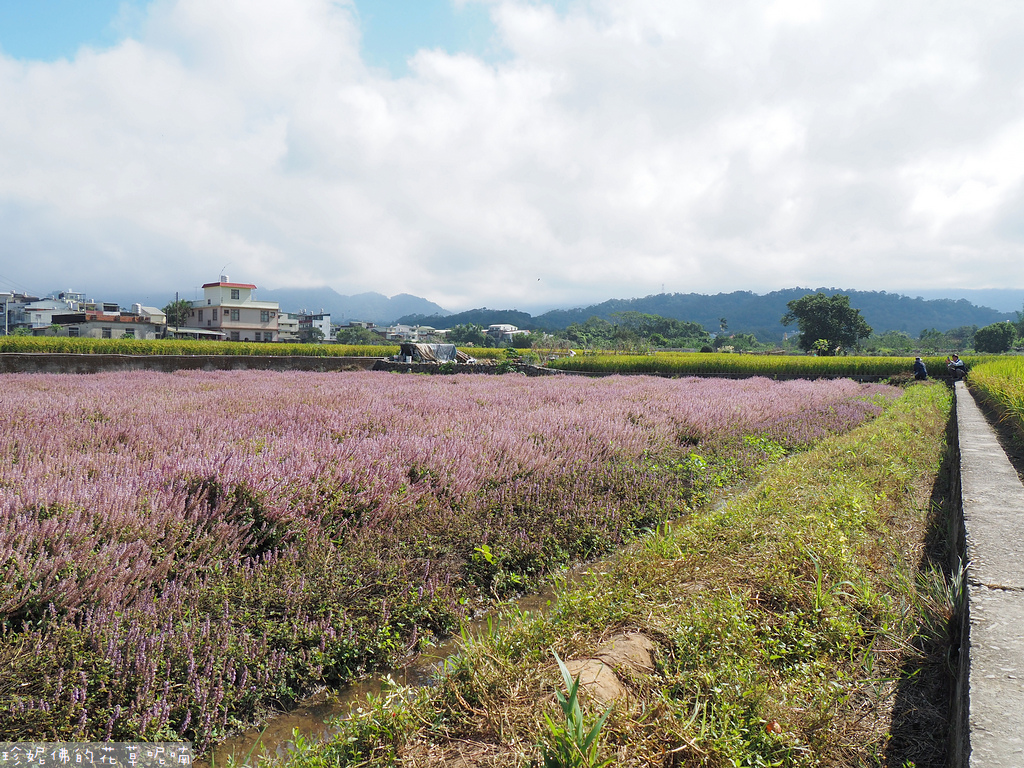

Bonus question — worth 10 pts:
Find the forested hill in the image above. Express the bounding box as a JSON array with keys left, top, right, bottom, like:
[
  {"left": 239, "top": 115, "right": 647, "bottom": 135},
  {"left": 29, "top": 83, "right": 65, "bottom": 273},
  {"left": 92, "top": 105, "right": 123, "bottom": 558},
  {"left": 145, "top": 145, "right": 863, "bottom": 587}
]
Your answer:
[{"left": 400, "top": 288, "right": 1016, "bottom": 341}]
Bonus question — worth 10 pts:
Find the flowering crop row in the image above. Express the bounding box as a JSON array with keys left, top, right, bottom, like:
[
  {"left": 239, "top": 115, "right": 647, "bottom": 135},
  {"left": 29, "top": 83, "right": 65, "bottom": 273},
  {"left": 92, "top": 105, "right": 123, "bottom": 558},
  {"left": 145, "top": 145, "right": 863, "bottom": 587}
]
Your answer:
[{"left": 0, "top": 371, "right": 898, "bottom": 750}]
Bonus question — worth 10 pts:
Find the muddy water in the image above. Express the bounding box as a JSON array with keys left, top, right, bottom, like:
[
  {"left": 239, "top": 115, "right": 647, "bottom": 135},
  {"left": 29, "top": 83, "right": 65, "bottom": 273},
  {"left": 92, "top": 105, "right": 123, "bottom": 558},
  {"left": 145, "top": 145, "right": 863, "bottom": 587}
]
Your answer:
[{"left": 202, "top": 586, "right": 561, "bottom": 767}]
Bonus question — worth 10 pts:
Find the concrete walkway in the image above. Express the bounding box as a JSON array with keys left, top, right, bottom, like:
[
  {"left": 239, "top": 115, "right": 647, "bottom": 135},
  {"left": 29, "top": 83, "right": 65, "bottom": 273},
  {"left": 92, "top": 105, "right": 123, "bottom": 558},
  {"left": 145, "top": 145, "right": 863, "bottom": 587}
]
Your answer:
[{"left": 954, "top": 381, "right": 1024, "bottom": 767}]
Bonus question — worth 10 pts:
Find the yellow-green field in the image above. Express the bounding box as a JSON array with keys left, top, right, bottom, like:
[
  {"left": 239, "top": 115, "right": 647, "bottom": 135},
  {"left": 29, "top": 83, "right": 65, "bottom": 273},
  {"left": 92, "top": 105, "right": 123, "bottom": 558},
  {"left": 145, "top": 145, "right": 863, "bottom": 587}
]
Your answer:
[
  {"left": 0, "top": 336, "right": 394, "bottom": 356},
  {"left": 546, "top": 351, "right": 988, "bottom": 377},
  {"left": 968, "top": 356, "right": 1024, "bottom": 440},
  {"left": 0, "top": 335, "right": 508, "bottom": 360}
]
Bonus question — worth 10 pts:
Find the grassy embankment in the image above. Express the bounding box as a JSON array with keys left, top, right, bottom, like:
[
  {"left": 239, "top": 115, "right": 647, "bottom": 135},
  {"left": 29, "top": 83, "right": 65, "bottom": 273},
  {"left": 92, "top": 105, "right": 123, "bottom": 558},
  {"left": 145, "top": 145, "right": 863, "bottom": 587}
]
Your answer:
[
  {"left": 272, "top": 383, "right": 956, "bottom": 767},
  {"left": 0, "top": 336, "right": 507, "bottom": 360},
  {"left": 967, "top": 356, "right": 1024, "bottom": 441},
  {"left": 546, "top": 352, "right": 987, "bottom": 378}
]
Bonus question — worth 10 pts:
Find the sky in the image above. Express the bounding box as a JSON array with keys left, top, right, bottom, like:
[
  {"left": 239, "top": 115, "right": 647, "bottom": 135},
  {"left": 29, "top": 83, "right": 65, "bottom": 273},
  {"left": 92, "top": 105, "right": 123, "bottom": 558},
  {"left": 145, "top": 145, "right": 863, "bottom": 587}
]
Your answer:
[{"left": 1, "top": 0, "right": 1023, "bottom": 313}]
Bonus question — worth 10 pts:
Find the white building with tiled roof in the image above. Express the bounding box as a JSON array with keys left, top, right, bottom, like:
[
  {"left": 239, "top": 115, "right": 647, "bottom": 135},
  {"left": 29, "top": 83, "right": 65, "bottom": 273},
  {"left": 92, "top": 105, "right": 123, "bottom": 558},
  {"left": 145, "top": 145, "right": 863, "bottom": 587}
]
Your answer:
[{"left": 184, "top": 275, "right": 280, "bottom": 342}]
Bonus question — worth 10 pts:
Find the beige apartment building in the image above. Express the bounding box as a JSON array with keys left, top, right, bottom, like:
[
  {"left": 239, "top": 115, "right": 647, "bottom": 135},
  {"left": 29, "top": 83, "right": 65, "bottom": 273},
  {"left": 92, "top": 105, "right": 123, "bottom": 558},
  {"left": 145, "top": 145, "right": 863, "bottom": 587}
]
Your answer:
[{"left": 186, "top": 276, "right": 280, "bottom": 342}]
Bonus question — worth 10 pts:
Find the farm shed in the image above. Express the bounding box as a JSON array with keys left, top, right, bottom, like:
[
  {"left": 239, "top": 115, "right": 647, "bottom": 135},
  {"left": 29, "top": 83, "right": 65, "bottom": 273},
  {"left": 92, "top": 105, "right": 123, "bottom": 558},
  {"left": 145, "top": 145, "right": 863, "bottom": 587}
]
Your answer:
[{"left": 398, "top": 343, "right": 473, "bottom": 363}]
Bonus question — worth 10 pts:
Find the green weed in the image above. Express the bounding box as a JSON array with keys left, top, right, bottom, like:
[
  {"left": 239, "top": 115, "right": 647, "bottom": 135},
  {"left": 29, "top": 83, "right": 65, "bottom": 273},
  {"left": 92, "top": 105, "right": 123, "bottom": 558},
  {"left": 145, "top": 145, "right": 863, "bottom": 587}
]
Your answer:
[{"left": 538, "top": 651, "right": 613, "bottom": 768}]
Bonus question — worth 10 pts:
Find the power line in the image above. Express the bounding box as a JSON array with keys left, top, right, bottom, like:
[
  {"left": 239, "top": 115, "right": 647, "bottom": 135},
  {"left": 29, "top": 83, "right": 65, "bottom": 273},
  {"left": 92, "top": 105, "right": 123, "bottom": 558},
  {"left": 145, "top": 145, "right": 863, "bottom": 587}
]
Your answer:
[{"left": 0, "top": 272, "right": 40, "bottom": 297}]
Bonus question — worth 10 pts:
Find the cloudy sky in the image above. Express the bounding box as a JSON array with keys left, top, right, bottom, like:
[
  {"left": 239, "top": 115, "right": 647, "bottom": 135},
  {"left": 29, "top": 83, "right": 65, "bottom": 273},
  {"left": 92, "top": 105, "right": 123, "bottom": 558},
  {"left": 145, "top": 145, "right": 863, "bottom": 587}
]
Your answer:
[{"left": 1, "top": 0, "right": 1022, "bottom": 312}]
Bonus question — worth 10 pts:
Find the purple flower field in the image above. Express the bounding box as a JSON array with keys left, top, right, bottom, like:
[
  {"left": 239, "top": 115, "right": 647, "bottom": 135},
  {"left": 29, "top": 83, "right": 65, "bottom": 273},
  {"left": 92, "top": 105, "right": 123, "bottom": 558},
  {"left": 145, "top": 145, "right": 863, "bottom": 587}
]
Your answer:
[{"left": 0, "top": 371, "right": 898, "bottom": 749}]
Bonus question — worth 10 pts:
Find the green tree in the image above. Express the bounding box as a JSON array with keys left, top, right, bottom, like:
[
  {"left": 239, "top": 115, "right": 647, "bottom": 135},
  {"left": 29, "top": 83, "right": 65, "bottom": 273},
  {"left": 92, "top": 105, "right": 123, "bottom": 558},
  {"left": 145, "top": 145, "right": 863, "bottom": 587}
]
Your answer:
[
  {"left": 510, "top": 330, "right": 543, "bottom": 349},
  {"left": 336, "top": 326, "right": 387, "bottom": 345},
  {"left": 446, "top": 323, "right": 489, "bottom": 346},
  {"left": 864, "top": 329, "right": 915, "bottom": 355},
  {"left": 973, "top": 322, "right": 1017, "bottom": 353},
  {"left": 298, "top": 326, "right": 325, "bottom": 344},
  {"left": 565, "top": 317, "right": 615, "bottom": 348},
  {"left": 162, "top": 299, "right": 192, "bottom": 328},
  {"left": 780, "top": 292, "right": 872, "bottom": 355},
  {"left": 944, "top": 325, "right": 977, "bottom": 351},
  {"left": 918, "top": 328, "right": 945, "bottom": 354}
]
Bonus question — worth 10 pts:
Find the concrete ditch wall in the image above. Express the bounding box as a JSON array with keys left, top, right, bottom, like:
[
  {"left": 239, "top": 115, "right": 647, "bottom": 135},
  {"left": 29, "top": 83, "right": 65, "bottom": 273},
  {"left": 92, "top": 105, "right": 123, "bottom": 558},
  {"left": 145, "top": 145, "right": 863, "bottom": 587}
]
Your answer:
[{"left": 953, "top": 381, "right": 1024, "bottom": 767}]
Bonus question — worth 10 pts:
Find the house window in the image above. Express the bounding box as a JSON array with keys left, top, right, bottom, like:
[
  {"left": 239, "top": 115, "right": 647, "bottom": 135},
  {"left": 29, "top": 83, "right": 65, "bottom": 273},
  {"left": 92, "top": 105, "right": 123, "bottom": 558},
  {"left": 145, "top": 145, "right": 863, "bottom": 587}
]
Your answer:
[
  {"left": 68, "top": 327, "right": 80, "bottom": 337},
  {"left": 123, "top": 329, "right": 135, "bottom": 339},
  {"left": 198, "top": 310, "right": 203, "bottom": 321},
  {"left": 230, "top": 309, "right": 239, "bottom": 321},
  {"left": 254, "top": 332, "right": 261, "bottom": 342},
  {"left": 261, "top": 311, "right": 270, "bottom": 322},
  {"left": 231, "top": 332, "right": 240, "bottom": 341},
  {"left": 212, "top": 309, "right": 218, "bottom": 321},
  {"left": 102, "top": 328, "right": 112, "bottom": 339},
  {"left": 231, "top": 289, "right": 240, "bottom": 300}
]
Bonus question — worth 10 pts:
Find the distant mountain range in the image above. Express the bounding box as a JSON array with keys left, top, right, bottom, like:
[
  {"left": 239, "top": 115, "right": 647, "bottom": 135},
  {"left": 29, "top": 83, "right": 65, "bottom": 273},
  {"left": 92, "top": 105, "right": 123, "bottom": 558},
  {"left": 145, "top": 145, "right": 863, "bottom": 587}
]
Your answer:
[
  {"left": 123, "top": 284, "right": 1019, "bottom": 339},
  {"left": 255, "top": 287, "right": 448, "bottom": 325},
  {"left": 399, "top": 288, "right": 1018, "bottom": 341},
  {"left": 907, "top": 288, "right": 1024, "bottom": 314}
]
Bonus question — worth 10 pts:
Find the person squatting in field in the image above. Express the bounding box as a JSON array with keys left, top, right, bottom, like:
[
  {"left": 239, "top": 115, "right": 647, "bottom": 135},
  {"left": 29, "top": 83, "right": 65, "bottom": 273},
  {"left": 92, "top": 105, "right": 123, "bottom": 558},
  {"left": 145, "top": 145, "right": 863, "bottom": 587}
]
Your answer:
[
  {"left": 913, "top": 357, "right": 928, "bottom": 380},
  {"left": 947, "top": 354, "right": 967, "bottom": 380}
]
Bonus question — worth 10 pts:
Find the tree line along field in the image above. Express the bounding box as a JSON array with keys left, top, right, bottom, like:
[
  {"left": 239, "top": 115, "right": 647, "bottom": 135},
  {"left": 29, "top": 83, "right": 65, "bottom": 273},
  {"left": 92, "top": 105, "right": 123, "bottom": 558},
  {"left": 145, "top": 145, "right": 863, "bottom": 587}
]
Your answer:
[{"left": 0, "top": 371, "right": 899, "bottom": 752}]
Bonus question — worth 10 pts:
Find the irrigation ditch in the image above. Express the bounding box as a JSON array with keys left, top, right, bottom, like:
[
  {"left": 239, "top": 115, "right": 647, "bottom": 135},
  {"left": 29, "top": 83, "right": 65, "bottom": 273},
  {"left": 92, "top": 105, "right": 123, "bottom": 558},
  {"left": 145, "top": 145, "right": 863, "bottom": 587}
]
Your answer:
[
  {"left": 200, "top": 491, "right": 742, "bottom": 768},
  {"left": 201, "top": 582, "right": 564, "bottom": 767}
]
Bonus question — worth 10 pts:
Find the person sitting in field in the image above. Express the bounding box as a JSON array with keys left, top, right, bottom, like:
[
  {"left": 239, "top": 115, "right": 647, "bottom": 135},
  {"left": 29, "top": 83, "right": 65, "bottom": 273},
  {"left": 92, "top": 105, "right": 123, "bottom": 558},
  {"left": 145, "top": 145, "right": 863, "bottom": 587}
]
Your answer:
[
  {"left": 913, "top": 357, "right": 928, "bottom": 380},
  {"left": 947, "top": 354, "right": 967, "bottom": 380}
]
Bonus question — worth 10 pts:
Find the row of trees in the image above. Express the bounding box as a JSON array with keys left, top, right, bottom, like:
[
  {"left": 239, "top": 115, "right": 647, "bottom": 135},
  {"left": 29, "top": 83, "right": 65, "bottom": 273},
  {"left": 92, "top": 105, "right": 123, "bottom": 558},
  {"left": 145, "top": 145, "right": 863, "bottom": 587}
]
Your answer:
[
  {"left": 562, "top": 313, "right": 715, "bottom": 350},
  {"left": 443, "top": 313, "right": 722, "bottom": 351},
  {"left": 163, "top": 293, "right": 1023, "bottom": 355},
  {"left": 781, "top": 292, "right": 1024, "bottom": 355}
]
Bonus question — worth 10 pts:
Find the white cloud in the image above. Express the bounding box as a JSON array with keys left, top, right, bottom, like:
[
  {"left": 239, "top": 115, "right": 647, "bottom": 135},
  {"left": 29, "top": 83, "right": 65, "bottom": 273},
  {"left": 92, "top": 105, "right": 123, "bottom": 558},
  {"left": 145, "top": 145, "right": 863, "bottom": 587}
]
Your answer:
[{"left": 0, "top": 0, "right": 1022, "bottom": 310}]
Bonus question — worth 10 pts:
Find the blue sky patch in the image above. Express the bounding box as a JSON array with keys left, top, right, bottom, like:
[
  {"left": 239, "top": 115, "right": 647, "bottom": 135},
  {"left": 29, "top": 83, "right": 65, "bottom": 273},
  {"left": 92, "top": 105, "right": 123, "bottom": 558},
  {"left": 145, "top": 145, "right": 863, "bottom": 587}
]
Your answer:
[{"left": 0, "top": 0, "right": 501, "bottom": 75}]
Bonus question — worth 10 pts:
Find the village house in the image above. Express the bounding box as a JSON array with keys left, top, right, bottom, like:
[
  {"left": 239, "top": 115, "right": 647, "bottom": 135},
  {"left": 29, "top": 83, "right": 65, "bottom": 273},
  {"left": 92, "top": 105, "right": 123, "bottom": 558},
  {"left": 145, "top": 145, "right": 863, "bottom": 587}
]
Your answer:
[
  {"left": 486, "top": 323, "right": 530, "bottom": 344},
  {"left": 277, "top": 312, "right": 300, "bottom": 342},
  {"left": 51, "top": 310, "right": 163, "bottom": 340},
  {"left": 184, "top": 276, "right": 280, "bottom": 342},
  {"left": 297, "top": 311, "right": 332, "bottom": 341}
]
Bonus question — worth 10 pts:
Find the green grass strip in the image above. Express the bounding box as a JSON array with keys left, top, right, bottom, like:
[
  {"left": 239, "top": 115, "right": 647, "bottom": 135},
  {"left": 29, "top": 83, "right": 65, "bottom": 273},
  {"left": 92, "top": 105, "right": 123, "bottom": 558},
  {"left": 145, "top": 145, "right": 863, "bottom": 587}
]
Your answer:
[{"left": 275, "top": 383, "right": 954, "bottom": 767}]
